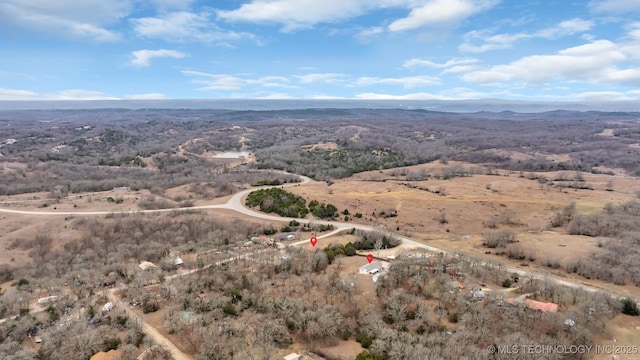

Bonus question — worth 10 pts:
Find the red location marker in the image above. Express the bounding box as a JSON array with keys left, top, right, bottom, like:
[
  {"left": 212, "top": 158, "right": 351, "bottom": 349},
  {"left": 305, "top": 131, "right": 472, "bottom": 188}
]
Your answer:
[
  {"left": 310, "top": 236, "right": 318, "bottom": 247},
  {"left": 366, "top": 253, "right": 374, "bottom": 264}
]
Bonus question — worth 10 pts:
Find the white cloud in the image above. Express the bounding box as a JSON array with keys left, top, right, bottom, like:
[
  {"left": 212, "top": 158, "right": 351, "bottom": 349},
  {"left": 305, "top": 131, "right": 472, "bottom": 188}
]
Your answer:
[
  {"left": 589, "top": 0, "right": 640, "bottom": 13},
  {"left": 53, "top": 90, "right": 119, "bottom": 100},
  {"left": 124, "top": 93, "right": 169, "bottom": 100},
  {"left": 0, "top": 88, "right": 40, "bottom": 100},
  {"left": 628, "top": 23, "right": 640, "bottom": 40},
  {"left": 388, "top": 0, "right": 498, "bottom": 32},
  {"left": 537, "top": 18, "right": 594, "bottom": 38},
  {"left": 217, "top": 0, "right": 376, "bottom": 32},
  {"left": 218, "top": 0, "right": 497, "bottom": 32},
  {"left": 259, "top": 76, "right": 297, "bottom": 88},
  {"left": 356, "top": 75, "right": 440, "bottom": 88},
  {"left": 573, "top": 91, "right": 636, "bottom": 101},
  {"left": 182, "top": 70, "right": 295, "bottom": 91},
  {"left": 308, "top": 95, "right": 347, "bottom": 99},
  {"left": 132, "top": 11, "right": 253, "bottom": 42},
  {"left": 131, "top": 49, "right": 187, "bottom": 67},
  {"left": 355, "top": 92, "right": 455, "bottom": 100},
  {"left": 295, "top": 73, "right": 349, "bottom": 84},
  {"left": 462, "top": 40, "right": 640, "bottom": 86},
  {"left": 442, "top": 65, "right": 480, "bottom": 74},
  {"left": 190, "top": 74, "right": 247, "bottom": 90},
  {"left": 403, "top": 57, "right": 478, "bottom": 69},
  {"left": 460, "top": 18, "right": 594, "bottom": 53},
  {"left": 256, "top": 92, "right": 293, "bottom": 99},
  {"left": 354, "top": 26, "right": 384, "bottom": 43},
  {"left": 0, "top": 88, "right": 119, "bottom": 100},
  {"left": 0, "top": 0, "right": 129, "bottom": 41}
]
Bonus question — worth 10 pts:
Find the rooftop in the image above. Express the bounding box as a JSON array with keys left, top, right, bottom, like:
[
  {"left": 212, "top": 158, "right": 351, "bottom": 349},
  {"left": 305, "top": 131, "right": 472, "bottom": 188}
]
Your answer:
[
  {"left": 359, "top": 261, "right": 382, "bottom": 272},
  {"left": 505, "top": 298, "right": 558, "bottom": 312},
  {"left": 90, "top": 349, "right": 121, "bottom": 360}
]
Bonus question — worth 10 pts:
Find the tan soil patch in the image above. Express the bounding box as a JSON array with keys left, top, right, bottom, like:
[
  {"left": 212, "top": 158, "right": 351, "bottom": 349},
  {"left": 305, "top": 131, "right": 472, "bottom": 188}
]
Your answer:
[
  {"left": 317, "top": 339, "right": 364, "bottom": 360},
  {"left": 596, "top": 128, "right": 615, "bottom": 137},
  {"left": 301, "top": 142, "right": 339, "bottom": 151}
]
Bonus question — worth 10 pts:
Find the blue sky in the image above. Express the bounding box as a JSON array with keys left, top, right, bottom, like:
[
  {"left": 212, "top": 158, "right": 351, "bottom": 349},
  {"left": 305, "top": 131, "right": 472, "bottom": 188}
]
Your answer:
[{"left": 0, "top": 0, "right": 639, "bottom": 101}]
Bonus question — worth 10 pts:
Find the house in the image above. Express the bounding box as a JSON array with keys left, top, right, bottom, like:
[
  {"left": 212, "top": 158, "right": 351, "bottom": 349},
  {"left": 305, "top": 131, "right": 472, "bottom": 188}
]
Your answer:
[
  {"left": 523, "top": 299, "right": 558, "bottom": 312},
  {"left": 139, "top": 261, "right": 157, "bottom": 271},
  {"left": 472, "top": 289, "right": 486, "bottom": 300},
  {"left": 283, "top": 353, "right": 302, "bottom": 360},
  {"left": 359, "top": 261, "right": 382, "bottom": 275},
  {"left": 275, "top": 232, "right": 296, "bottom": 241},
  {"left": 90, "top": 349, "right": 122, "bottom": 360},
  {"left": 505, "top": 298, "right": 558, "bottom": 312},
  {"left": 113, "top": 187, "right": 129, "bottom": 193},
  {"left": 37, "top": 296, "right": 58, "bottom": 305}
]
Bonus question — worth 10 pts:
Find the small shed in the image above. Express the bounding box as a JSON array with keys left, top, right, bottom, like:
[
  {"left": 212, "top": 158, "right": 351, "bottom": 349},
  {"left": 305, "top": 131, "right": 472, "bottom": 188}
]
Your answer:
[
  {"left": 174, "top": 257, "right": 184, "bottom": 266},
  {"left": 102, "top": 302, "right": 114, "bottom": 313},
  {"left": 139, "top": 261, "right": 157, "bottom": 271},
  {"left": 359, "top": 261, "right": 382, "bottom": 275},
  {"left": 113, "top": 187, "right": 129, "bottom": 194},
  {"left": 283, "top": 354, "right": 302, "bottom": 360}
]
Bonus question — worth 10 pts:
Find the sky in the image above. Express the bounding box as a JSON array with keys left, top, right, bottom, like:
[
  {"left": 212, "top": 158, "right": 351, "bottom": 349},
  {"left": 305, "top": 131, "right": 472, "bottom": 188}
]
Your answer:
[{"left": 0, "top": 0, "right": 639, "bottom": 102}]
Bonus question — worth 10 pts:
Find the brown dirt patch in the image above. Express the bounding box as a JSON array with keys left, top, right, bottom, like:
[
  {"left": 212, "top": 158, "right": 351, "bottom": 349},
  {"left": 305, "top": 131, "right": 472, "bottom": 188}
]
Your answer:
[{"left": 301, "top": 142, "right": 339, "bottom": 151}]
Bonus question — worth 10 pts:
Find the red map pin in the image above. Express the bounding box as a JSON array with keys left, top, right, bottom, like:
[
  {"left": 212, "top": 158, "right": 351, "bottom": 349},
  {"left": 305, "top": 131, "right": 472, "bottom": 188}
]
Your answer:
[
  {"left": 310, "top": 236, "right": 318, "bottom": 247},
  {"left": 366, "top": 253, "right": 374, "bottom": 264}
]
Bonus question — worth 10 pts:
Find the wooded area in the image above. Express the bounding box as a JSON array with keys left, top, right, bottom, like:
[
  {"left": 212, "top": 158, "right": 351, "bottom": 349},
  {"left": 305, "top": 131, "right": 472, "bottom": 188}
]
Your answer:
[{"left": 1, "top": 107, "right": 640, "bottom": 359}]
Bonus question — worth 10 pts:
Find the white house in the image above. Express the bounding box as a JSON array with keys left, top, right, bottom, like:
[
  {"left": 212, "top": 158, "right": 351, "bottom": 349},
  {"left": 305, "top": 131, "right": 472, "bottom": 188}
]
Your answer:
[
  {"left": 283, "top": 354, "right": 302, "bottom": 360},
  {"left": 359, "top": 261, "right": 382, "bottom": 275},
  {"left": 37, "top": 296, "right": 58, "bottom": 305}
]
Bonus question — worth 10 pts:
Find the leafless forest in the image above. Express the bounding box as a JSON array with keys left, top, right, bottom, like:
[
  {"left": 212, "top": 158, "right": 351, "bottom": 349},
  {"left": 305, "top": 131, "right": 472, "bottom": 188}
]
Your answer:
[
  {"left": 2, "top": 108, "right": 639, "bottom": 195},
  {"left": 1, "top": 107, "right": 640, "bottom": 360}
]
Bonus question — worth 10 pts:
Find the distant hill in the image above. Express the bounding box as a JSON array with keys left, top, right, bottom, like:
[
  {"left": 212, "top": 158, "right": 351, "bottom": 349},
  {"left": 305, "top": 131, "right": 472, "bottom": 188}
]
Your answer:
[{"left": 0, "top": 99, "right": 639, "bottom": 112}]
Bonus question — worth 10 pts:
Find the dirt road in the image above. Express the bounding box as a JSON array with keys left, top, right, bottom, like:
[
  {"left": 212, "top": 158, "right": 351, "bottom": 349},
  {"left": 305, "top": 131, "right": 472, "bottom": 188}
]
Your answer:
[{"left": 106, "top": 288, "right": 191, "bottom": 360}]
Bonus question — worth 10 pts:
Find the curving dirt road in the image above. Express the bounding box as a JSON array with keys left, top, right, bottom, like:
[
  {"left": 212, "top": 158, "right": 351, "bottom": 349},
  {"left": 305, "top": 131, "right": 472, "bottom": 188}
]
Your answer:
[{"left": 0, "top": 173, "right": 630, "bottom": 299}]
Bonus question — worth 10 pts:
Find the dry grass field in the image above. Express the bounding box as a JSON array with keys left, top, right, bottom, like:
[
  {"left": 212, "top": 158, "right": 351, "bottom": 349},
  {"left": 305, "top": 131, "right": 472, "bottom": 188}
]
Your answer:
[{"left": 285, "top": 160, "right": 640, "bottom": 298}]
